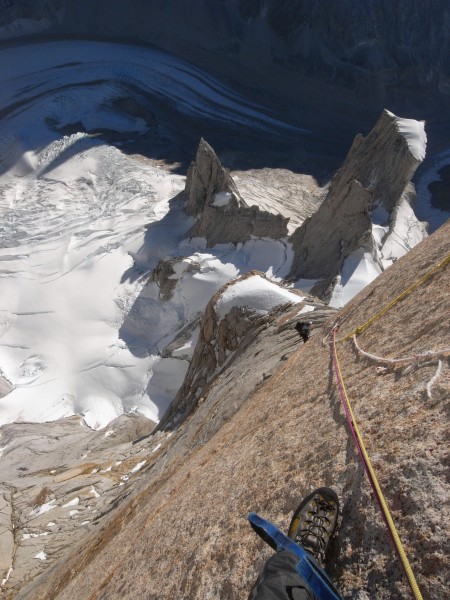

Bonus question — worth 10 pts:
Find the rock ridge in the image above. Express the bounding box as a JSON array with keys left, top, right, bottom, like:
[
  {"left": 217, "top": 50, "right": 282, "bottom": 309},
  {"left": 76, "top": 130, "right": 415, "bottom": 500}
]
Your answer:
[{"left": 159, "top": 270, "right": 306, "bottom": 429}]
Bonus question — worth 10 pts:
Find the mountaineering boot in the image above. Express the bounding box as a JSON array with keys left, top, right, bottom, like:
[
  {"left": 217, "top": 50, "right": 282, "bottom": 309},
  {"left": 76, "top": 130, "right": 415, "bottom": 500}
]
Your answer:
[{"left": 288, "top": 487, "right": 339, "bottom": 567}]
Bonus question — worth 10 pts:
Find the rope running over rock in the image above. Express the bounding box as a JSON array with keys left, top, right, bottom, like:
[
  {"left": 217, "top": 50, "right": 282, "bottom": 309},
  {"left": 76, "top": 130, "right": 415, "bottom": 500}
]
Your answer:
[
  {"left": 327, "top": 252, "right": 450, "bottom": 599},
  {"left": 331, "top": 329, "right": 423, "bottom": 600},
  {"left": 339, "top": 252, "right": 450, "bottom": 342}
]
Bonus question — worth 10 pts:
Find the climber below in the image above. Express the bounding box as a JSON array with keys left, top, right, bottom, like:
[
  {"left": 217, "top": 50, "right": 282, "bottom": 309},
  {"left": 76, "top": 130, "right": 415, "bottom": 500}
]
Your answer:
[
  {"left": 295, "top": 321, "right": 312, "bottom": 343},
  {"left": 248, "top": 487, "right": 343, "bottom": 599}
]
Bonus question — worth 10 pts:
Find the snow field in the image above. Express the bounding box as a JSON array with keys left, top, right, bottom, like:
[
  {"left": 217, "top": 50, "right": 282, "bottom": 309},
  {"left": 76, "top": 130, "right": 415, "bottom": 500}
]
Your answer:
[{"left": 0, "top": 42, "right": 300, "bottom": 428}]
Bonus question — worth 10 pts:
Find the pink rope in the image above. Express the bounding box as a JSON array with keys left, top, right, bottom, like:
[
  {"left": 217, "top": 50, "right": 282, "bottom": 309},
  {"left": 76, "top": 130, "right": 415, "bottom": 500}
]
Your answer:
[
  {"left": 331, "top": 329, "right": 362, "bottom": 455},
  {"left": 331, "top": 329, "right": 399, "bottom": 550}
]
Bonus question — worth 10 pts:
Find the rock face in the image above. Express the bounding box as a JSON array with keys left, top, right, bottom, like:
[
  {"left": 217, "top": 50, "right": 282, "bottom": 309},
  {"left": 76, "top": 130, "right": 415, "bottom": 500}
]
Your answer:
[
  {"left": 0, "top": 413, "right": 160, "bottom": 596},
  {"left": 185, "top": 139, "right": 289, "bottom": 245},
  {"left": 328, "top": 110, "right": 426, "bottom": 213},
  {"left": 289, "top": 110, "right": 427, "bottom": 287},
  {"left": 0, "top": 375, "right": 13, "bottom": 399},
  {"left": 0, "top": 269, "right": 335, "bottom": 599},
  {"left": 12, "top": 220, "right": 449, "bottom": 600},
  {"left": 230, "top": 167, "right": 326, "bottom": 235}
]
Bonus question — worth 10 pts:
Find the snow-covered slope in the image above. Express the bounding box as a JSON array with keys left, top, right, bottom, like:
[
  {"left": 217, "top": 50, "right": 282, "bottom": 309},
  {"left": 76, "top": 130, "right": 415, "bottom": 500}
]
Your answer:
[
  {"left": 0, "top": 140, "right": 185, "bottom": 428},
  {"left": 0, "top": 41, "right": 297, "bottom": 428}
]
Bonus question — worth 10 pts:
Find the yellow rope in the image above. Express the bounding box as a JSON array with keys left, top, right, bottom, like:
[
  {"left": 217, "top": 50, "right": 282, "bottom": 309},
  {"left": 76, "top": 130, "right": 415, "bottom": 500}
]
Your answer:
[
  {"left": 341, "top": 252, "right": 450, "bottom": 341},
  {"left": 328, "top": 250, "right": 450, "bottom": 597},
  {"left": 333, "top": 335, "right": 423, "bottom": 599}
]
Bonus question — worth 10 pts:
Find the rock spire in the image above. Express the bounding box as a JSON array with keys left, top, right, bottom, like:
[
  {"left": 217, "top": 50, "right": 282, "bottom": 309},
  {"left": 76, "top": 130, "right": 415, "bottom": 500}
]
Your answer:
[
  {"left": 289, "top": 110, "right": 427, "bottom": 289},
  {"left": 185, "top": 138, "right": 289, "bottom": 245}
]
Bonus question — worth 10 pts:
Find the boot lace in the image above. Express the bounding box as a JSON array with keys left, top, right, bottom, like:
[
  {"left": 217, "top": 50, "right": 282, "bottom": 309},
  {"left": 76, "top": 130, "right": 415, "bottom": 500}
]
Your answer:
[{"left": 298, "top": 497, "right": 335, "bottom": 560}]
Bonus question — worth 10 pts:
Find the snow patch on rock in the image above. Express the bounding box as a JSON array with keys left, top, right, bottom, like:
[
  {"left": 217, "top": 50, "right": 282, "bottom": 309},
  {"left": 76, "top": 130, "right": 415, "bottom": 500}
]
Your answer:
[
  {"left": 130, "top": 460, "right": 146, "bottom": 474},
  {"left": 387, "top": 110, "right": 427, "bottom": 161},
  {"left": 216, "top": 275, "right": 303, "bottom": 319},
  {"left": 29, "top": 500, "right": 57, "bottom": 518},
  {"left": 212, "top": 191, "right": 232, "bottom": 207}
]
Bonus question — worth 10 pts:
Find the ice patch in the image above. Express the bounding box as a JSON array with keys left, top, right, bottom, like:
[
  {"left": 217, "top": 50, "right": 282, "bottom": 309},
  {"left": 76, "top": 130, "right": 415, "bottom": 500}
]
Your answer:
[{"left": 34, "top": 551, "right": 47, "bottom": 561}]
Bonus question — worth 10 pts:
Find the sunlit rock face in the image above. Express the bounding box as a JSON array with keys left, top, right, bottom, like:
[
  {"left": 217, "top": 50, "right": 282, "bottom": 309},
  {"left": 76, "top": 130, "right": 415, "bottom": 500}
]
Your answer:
[
  {"left": 185, "top": 138, "right": 289, "bottom": 245},
  {"left": 289, "top": 110, "right": 428, "bottom": 303},
  {"left": 159, "top": 271, "right": 308, "bottom": 429}
]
